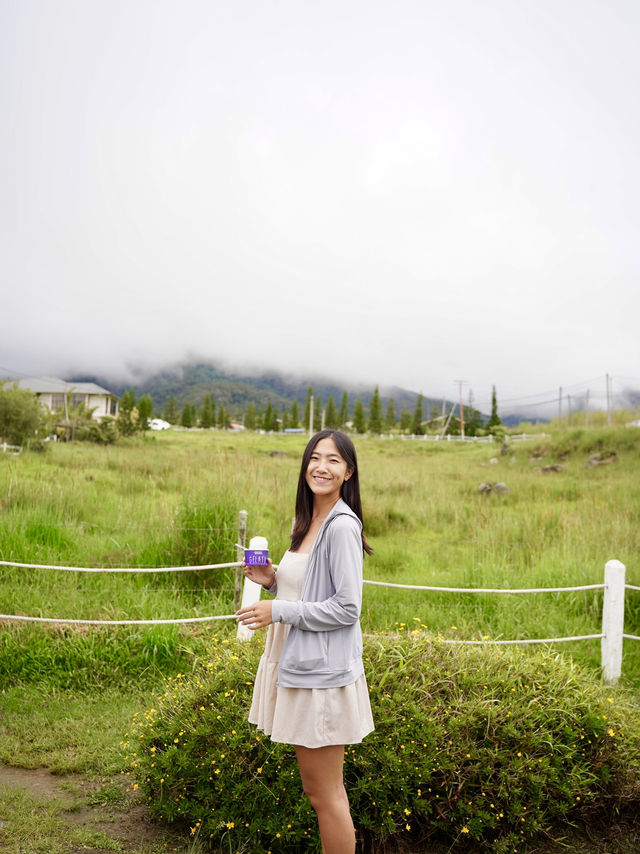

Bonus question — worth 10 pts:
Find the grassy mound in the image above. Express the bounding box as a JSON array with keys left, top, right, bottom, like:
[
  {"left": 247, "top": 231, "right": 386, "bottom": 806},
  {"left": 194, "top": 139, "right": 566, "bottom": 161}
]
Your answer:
[{"left": 127, "top": 634, "right": 640, "bottom": 853}]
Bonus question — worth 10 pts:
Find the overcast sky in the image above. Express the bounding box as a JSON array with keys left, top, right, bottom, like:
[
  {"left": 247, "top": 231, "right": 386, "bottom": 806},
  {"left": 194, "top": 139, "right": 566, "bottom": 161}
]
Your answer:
[{"left": 1, "top": 0, "right": 639, "bottom": 414}]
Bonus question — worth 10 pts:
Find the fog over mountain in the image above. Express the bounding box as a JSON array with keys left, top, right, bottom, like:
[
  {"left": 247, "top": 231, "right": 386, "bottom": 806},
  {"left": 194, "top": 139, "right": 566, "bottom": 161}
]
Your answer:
[{"left": 2, "top": 1, "right": 639, "bottom": 417}]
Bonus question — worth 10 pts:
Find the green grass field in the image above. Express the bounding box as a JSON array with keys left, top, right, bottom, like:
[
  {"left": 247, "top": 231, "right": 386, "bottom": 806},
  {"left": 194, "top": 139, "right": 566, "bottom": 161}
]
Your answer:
[
  {"left": 0, "top": 427, "right": 639, "bottom": 852},
  {"left": 1, "top": 427, "right": 638, "bottom": 687}
]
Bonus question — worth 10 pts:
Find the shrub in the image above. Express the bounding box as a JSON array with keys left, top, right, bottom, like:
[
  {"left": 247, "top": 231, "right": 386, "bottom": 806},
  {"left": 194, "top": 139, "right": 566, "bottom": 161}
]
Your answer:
[
  {"left": 0, "top": 383, "right": 43, "bottom": 446},
  {"left": 128, "top": 634, "right": 640, "bottom": 853},
  {"left": 74, "top": 416, "right": 118, "bottom": 444}
]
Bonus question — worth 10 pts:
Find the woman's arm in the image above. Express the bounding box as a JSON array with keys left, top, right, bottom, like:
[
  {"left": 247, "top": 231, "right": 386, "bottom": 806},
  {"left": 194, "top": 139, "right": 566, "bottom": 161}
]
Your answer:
[{"left": 271, "top": 516, "right": 362, "bottom": 631}]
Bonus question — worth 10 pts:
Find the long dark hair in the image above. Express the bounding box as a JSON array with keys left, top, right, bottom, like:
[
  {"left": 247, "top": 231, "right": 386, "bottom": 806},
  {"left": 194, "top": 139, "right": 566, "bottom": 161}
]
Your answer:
[{"left": 290, "top": 430, "right": 372, "bottom": 555}]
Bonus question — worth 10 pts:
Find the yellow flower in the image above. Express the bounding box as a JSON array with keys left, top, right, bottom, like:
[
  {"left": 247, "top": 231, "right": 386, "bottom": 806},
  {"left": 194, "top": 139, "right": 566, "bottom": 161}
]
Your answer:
[{"left": 461, "top": 826, "right": 469, "bottom": 834}]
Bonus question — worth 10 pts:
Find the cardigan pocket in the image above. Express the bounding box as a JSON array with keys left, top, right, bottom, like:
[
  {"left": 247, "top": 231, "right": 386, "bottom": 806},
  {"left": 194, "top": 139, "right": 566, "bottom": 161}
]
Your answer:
[{"left": 280, "top": 627, "right": 328, "bottom": 672}]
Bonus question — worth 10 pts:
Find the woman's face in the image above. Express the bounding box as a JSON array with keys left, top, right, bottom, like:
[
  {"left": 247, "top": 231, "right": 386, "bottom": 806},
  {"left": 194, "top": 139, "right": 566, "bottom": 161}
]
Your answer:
[{"left": 305, "top": 436, "right": 352, "bottom": 503}]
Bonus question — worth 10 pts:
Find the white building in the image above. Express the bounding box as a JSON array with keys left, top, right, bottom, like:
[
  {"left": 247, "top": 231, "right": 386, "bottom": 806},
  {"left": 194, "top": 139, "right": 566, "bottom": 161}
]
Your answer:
[{"left": 14, "top": 376, "right": 120, "bottom": 420}]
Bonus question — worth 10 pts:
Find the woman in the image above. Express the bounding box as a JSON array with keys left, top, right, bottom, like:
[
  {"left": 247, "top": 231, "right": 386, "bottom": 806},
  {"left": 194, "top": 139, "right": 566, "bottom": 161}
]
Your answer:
[{"left": 236, "top": 429, "right": 374, "bottom": 854}]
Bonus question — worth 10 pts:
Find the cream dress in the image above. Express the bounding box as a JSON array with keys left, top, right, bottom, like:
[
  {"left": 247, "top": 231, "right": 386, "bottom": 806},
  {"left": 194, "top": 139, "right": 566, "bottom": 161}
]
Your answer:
[{"left": 248, "top": 550, "right": 374, "bottom": 748}]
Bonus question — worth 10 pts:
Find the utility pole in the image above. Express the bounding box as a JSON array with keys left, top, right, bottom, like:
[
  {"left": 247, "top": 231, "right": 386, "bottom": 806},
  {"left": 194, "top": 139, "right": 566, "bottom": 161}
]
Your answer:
[
  {"left": 558, "top": 387, "right": 562, "bottom": 426},
  {"left": 585, "top": 389, "right": 590, "bottom": 427},
  {"left": 454, "top": 380, "right": 467, "bottom": 438}
]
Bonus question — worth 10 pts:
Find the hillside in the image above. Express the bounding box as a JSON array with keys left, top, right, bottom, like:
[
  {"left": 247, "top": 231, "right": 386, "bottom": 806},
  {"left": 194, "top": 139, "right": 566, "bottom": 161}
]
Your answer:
[{"left": 71, "top": 361, "right": 453, "bottom": 419}]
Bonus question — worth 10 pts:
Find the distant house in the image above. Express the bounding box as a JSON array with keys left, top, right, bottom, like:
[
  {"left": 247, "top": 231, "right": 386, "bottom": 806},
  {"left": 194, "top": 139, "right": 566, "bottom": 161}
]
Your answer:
[{"left": 14, "top": 377, "right": 120, "bottom": 420}]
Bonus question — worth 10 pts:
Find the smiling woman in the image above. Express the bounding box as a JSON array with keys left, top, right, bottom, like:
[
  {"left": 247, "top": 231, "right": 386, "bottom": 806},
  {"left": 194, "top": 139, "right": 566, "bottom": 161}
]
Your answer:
[{"left": 235, "top": 430, "right": 374, "bottom": 854}]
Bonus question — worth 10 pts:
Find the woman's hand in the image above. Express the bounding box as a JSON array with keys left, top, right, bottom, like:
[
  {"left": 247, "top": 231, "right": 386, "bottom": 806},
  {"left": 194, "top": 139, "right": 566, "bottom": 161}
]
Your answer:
[
  {"left": 243, "top": 558, "right": 276, "bottom": 589},
  {"left": 235, "top": 600, "right": 273, "bottom": 631}
]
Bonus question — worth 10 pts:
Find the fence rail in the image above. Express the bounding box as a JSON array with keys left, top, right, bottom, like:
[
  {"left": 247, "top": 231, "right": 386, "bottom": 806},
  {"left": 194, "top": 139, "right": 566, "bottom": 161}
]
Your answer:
[
  {"left": 1, "top": 442, "right": 21, "bottom": 455},
  {"left": 397, "top": 432, "right": 546, "bottom": 444},
  {"left": 0, "top": 511, "right": 636, "bottom": 684},
  {"left": 0, "top": 560, "right": 240, "bottom": 574}
]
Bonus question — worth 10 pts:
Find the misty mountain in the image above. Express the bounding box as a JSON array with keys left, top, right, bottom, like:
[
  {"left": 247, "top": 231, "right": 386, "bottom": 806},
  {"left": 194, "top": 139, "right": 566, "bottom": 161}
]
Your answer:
[{"left": 71, "top": 361, "right": 456, "bottom": 419}]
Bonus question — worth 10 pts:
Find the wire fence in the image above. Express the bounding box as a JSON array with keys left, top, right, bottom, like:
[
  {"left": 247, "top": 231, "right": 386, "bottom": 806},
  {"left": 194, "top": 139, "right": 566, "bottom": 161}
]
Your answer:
[
  {"left": 0, "top": 559, "right": 240, "bottom": 574},
  {"left": 0, "top": 511, "right": 636, "bottom": 684}
]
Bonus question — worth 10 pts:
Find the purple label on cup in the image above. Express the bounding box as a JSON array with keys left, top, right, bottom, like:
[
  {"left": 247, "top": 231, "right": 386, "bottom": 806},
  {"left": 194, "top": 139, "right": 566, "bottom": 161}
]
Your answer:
[{"left": 245, "top": 549, "right": 268, "bottom": 566}]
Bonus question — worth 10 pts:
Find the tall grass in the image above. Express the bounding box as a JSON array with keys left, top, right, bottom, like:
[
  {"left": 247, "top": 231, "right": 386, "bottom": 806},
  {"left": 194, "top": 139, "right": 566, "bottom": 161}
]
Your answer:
[{"left": 1, "top": 428, "right": 639, "bottom": 692}]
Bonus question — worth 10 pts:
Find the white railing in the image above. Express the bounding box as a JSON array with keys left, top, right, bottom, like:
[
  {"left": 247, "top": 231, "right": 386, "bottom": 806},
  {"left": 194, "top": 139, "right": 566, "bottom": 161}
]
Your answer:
[
  {"left": 394, "top": 432, "right": 546, "bottom": 443},
  {"left": 363, "top": 560, "right": 633, "bottom": 684},
  {"left": 1, "top": 442, "right": 22, "bottom": 455},
  {"left": 0, "top": 512, "right": 635, "bottom": 684}
]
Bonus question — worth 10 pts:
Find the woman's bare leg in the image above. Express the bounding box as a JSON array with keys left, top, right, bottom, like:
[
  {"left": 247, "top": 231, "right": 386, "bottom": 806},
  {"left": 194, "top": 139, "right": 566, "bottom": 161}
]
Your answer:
[{"left": 295, "top": 744, "right": 355, "bottom": 854}]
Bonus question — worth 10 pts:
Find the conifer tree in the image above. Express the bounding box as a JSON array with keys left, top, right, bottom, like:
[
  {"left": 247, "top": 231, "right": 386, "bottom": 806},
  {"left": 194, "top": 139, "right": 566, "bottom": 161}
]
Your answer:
[
  {"left": 368, "top": 387, "right": 383, "bottom": 434},
  {"left": 399, "top": 410, "right": 411, "bottom": 432},
  {"left": 410, "top": 394, "right": 424, "bottom": 435},
  {"left": 217, "top": 404, "right": 230, "bottom": 429},
  {"left": 290, "top": 400, "right": 300, "bottom": 428},
  {"left": 352, "top": 397, "right": 366, "bottom": 433},
  {"left": 325, "top": 395, "right": 338, "bottom": 429},
  {"left": 313, "top": 396, "right": 323, "bottom": 431},
  {"left": 163, "top": 396, "right": 178, "bottom": 424},
  {"left": 244, "top": 402, "right": 257, "bottom": 431},
  {"left": 181, "top": 403, "right": 194, "bottom": 428},
  {"left": 339, "top": 391, "right": 349, "bottom": 428},
  {"left": 200, "top": 394, "right": 214, "bottom": 428},
  {"left": 117, "top": 388, "right": 137, "bottom": 436},
  {"left": 263, "top": 402, "right": 275, "bottom": 432},
  {"left": 137, "top": 394, "right": 153, "bottom": 434},
  {"left": 384, "top": 398, "right": 396, "bottom": 431},
  {"left": 487, "top": 385, "right": 502, "bottom": 432}
]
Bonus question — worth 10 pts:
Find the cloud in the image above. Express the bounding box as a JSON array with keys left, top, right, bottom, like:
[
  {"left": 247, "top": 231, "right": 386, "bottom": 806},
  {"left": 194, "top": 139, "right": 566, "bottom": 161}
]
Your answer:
[{"left": 1, "top": 0, "right": 639, "bottom": 412}]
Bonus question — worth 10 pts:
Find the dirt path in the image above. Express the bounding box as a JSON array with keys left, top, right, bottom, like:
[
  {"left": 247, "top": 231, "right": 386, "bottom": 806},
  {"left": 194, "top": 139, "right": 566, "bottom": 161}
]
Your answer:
[{"left": 0, "top": 763, "right": 188, "bottom": 853}]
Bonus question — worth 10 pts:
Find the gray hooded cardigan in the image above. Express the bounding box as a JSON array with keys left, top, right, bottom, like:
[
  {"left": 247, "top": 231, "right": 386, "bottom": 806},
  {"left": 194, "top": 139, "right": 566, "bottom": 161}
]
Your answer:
[{"left": 269, "top": 498, "right": 365, "bottom": 689}]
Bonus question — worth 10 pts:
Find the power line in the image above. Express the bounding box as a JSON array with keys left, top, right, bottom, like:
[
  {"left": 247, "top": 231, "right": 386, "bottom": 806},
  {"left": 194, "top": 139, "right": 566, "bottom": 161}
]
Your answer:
[{"left": 0, "top": 365, "right": 34, "bottom": 379}]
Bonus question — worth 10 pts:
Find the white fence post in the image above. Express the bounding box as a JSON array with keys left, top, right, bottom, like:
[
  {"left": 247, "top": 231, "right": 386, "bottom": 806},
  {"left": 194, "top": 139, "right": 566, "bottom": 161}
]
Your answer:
[
  {"left": 601, "top": 559, "right": 626, "bottom": 684},
  {"left": 236, "top": 536, "right": 266, "bottom": 642},
  {"left": 234, "top": 510, "right": 248, "bottom": 611}
]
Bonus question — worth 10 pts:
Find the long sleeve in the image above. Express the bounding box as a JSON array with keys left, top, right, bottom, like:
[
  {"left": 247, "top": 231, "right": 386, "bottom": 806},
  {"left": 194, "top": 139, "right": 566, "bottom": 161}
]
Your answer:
[
  {"left": 271, "top": 516, "right": 363, "bottom": 631},
  {"left": 263, "top": 574, "right": 277, "bottom": 595}
]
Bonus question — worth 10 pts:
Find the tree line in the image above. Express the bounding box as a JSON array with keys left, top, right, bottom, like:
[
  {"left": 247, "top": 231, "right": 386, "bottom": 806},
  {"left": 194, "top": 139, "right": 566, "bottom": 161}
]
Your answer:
[
  {"left": 158, "top": 385, "right": 503, "bottom": 436},
  {"left": 0, "top": 382, "right": 503, "bottom": 448}
]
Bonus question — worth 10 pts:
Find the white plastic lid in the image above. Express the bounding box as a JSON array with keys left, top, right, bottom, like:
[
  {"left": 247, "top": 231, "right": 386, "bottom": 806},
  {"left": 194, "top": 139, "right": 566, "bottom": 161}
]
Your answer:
[{"left": 249, "top": 536, "right": 268, "bottom": 550}]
